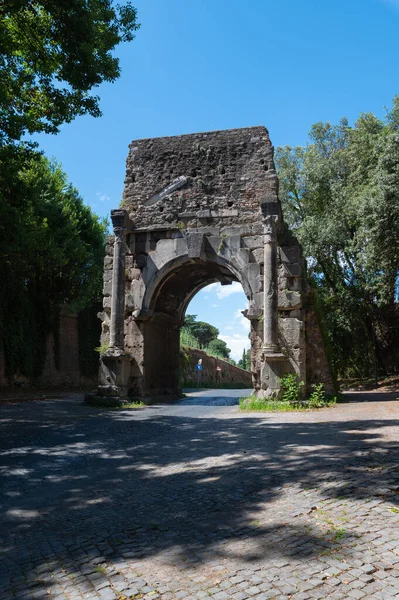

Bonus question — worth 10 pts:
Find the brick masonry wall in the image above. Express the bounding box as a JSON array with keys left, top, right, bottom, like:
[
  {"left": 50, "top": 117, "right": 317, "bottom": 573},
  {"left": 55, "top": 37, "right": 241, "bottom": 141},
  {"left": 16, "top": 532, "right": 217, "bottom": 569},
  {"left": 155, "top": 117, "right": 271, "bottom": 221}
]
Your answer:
[
  {"left": 0, "top": 313, "right": 99, "bottom": 389},
  {"left": 181, "top": 347, "right": 252, "bottom": 388},
  {"left": 124, "top": 126, "right": 279, "bottom": 231}
]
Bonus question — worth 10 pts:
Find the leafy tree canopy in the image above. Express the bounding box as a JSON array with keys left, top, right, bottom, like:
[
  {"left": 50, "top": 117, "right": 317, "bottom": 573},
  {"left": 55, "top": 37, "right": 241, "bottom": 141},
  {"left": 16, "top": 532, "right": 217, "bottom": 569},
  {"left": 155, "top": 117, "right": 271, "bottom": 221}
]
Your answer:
[
  {"left": 0, "top": 0, "right": 140, "bottom": 143},
  {"left": 207, "top": 338, "right": 231, "bottom": 359},
  {"left": 0, "top": 145, "right": 107, "bottom": 378},
  {"left": 183, "top": 314, "right": 219, "bottom": 349},
  {"left": 276, "top": 97, "right": 399, "bottom": 378}
]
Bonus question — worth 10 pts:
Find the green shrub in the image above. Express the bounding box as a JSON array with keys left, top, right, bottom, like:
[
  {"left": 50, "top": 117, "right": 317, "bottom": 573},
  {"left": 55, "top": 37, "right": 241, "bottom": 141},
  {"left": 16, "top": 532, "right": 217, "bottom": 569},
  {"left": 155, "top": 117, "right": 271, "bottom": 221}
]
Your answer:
[
  {"left": 308, "top": 382, "right": 326, "bottom": 407},
  {"left": 308, "top": 383, "right": 337, "bottom": 408},
  {"left": 280, "top": 373, "right": 304, "bottom": 405}
]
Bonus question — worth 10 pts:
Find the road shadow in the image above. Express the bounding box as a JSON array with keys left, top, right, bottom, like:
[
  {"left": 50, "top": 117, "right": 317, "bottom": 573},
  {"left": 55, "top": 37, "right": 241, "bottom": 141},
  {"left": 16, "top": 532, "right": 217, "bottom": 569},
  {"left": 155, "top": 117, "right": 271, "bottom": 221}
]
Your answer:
[
  {"left": 1, "top": 396, "right": 399, "bottom": 595},
  {"left": 340, "top": 390, "right": 399, "bottom": 403}
]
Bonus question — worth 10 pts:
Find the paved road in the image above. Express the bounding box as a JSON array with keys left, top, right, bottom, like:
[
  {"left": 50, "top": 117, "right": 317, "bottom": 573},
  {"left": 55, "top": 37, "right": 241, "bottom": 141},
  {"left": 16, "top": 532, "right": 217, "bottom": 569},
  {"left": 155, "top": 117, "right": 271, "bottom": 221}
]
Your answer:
[{"left": 1, "top": 389, "right": 399, "bottom": 599}]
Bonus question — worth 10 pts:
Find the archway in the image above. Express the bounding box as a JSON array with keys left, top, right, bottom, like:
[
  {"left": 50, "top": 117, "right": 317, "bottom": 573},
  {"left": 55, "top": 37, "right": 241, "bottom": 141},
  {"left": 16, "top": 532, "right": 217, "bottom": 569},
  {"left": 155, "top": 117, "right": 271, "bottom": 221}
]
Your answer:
[
  {"left": 181, "top": 280, "right": 251, "bottom": 389},
  {"left": 126, "top": 254, "right": 252, "bottom": 396},
  {"left": 88, "top": 126, "right": 334, "bottom": 405}
]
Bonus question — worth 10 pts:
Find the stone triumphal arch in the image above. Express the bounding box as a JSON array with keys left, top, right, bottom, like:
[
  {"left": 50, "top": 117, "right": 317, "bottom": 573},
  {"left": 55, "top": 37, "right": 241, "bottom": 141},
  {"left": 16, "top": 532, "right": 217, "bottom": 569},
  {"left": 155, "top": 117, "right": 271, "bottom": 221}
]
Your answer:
[{"left": 89, "top": 126, "right": 333, "bottom": 403}]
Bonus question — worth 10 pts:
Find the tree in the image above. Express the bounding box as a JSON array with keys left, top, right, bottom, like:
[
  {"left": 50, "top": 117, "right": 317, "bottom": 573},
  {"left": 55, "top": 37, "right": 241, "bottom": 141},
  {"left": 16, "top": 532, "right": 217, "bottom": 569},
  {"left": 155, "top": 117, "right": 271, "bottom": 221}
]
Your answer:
[
  {"left": 0, "top": 146, "right": 107, "bottom": 378},
  {"left": 183, "top": 314, "right": 219, "bottom": 349},
  {"left": 276, "top": 97, "right": 399, "bottom": 378},
  {"left": 0, "top": 0, "right": 139, "bottom": 143},
  {"left": 207, "top": 339, "right": 231, "bottom": 359},
  {"left": 190, "top": 321, "right": 219, "bottom": 349},
  {"left": 183, "top": 314, "right": 197, "bottom": 328},
  {"left": 238, "top": 348, "right": 251, "bottom": 371}
]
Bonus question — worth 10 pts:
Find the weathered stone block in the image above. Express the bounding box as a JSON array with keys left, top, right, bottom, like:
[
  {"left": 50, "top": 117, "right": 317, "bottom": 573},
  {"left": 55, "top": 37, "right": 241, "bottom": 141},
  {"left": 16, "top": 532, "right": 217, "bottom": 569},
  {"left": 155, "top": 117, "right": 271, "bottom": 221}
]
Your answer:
[
  {"left": 103, "top": 269, "right": 113, "bottom": 283},
  {"left": 279, "top": 245, "right": 301, "bottom": 264},
  {"left": 279, "top": 317, "right": 305, "bottom": 351},
  {"left": 231, "top": 248, "right": 251, "bottom": 270},
  {"left": 206, "top": 236, "right": 222, "bottom": 254},
  {"left": 279, "top": 262, "right": 302, "bottom": 278},
  {"left": 242, "top": 235, "right": 263, "bottom": 249},
  {"left": 278, "top": 290, "right": 302, "bottom": 310},
  {"left": 104, "top": 256, "right": 113, "bottom": 268},
  {"left": 252, "top": 247, "right": 264, "bottom": 263},
  {"left": 247, "top": 263, "right": 261, "bottom": 294},
  {"left": 187, "top": 232, "right": 205, "bottom": 258},
  {"left": 103, "top": 280, "right": 112, "bottom": 296}
]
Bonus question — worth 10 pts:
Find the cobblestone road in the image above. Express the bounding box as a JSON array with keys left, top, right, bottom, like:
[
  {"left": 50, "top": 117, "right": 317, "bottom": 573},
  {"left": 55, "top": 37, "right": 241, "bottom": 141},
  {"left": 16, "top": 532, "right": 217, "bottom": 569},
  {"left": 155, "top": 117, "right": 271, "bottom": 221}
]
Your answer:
[{"left": 1, "top": 390, "right": 399, "bottom": 600}]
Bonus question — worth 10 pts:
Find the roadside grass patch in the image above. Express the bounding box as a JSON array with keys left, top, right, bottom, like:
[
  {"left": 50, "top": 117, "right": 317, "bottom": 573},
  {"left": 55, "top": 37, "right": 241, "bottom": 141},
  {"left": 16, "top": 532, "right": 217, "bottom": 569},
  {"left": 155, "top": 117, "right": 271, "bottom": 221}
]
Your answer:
[
  {"left": 240, "top": 386, "right": 337, "bottom": 412},
  {"left": 239, "top": 397, "right": 305, "bottom": 411},
  {"left": 240, "top": 376, "right": 337, "bottom": 411},
  {"left": 109, "top": 400, "right": 146, "bottom": 410}
]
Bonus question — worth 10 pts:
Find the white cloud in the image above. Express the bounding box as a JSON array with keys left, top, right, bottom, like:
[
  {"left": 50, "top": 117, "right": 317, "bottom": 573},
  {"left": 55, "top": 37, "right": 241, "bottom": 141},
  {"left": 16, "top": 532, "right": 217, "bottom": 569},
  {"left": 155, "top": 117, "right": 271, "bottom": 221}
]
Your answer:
[
  {"left": 220, "top": 334, "right": 250, "bottom": 362},
  {"left": 96, "top": 191, "right": 111, "bottom": 203},
  {"left": 202, "top": 281, "right": 244, "bottom": 299},
  {"left": 234, "top": 308, "right": 250, "bottom": 332},
  {"left": 211, "top": 304, "right": 218, "bottom": 308},
  {"left": 219, "top": 309, "right": 250, "bottom": 361}
]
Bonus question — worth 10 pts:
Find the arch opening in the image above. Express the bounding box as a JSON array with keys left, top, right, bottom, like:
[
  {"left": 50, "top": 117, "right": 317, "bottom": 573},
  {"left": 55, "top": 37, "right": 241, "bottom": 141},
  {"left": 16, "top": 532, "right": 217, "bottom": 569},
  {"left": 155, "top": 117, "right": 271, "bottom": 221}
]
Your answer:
[
  {"left": 179, "top": 280, "right": 252, "bottom": 390},
  {"left": 135, "top": 258, "right": 252, "bottom": 397}
]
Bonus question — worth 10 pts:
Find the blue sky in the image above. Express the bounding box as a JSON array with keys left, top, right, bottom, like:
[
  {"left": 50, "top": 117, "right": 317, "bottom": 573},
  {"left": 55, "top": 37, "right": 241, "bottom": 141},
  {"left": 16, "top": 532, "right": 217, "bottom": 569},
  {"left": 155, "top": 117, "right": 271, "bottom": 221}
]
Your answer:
[{"left": 35, "top": 0, "right": 399, "bottom": 360}]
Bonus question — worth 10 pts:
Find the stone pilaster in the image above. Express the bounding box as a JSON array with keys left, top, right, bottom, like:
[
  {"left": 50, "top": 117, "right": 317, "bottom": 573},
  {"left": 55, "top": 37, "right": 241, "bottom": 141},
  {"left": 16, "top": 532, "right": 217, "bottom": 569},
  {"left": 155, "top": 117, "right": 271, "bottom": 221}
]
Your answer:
[
  {"left": 259, "top": 216, "right": 286, "bottom": 397},
  {"left": 109, "top": 209, "right": 127, "bottom": 349},
  {"left": 262, "top": 216, "right": 279, "bottom": 353},
  {"left": 85, "top": 209, "right": 130, "bottom": 406}
]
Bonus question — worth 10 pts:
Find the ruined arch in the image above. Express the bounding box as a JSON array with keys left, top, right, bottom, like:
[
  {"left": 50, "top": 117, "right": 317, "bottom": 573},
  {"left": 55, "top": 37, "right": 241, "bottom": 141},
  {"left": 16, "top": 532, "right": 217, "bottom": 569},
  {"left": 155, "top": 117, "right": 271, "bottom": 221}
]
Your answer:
[
  {"left": 144, "top": 254, "right": 251, "bottom": 320},
  {"left": 89, "top": 127, "right": 334, "bottom": 404}
]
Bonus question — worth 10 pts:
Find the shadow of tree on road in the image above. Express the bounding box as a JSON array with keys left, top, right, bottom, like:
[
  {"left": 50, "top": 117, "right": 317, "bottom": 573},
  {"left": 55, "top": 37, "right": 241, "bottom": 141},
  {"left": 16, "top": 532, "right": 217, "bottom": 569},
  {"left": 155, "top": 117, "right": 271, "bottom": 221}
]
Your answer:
[{"left": 1, "top": 396, "right": 399, "bottom": 596}]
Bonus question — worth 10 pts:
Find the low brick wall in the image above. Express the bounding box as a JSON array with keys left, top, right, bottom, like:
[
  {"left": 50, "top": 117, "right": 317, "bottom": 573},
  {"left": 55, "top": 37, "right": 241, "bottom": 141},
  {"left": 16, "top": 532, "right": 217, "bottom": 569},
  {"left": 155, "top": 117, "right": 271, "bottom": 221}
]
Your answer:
[
  {"left": 181, "top": 347, "right": 252, "bottom": 388},
  {"left": 0, "top": 311, "right": 100, "bottom": 389}
]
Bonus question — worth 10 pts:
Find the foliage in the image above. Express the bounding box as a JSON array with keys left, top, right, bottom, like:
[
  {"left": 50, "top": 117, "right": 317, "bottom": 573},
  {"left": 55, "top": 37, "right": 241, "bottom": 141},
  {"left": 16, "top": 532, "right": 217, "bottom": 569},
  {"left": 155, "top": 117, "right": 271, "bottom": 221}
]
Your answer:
[
  {"left": 280, "top": 373, "right": 304, "bottom": 405},
  {"left": 95, "top": 342, "right": 110, "bottom": 355},
  {"left": 180, "top": 328, "right": 232, "bottom": 361},
  {"left": 239, "top": 386, "right": 336, "bottom": 412},
  {"left": 239, "top": 396, "right": 306, "bottom": 412},
  {"left": 109, "top": 400, "right": 146, "bottom": 409},
  {"left": 0, "top": 146, "right": 107, "bottom": 378},
  {"left": 207, "top": 338, "right": 231, "bottom": 359},
  {"left": 276, "top": 97, "right": 399, "bottom": 379},
  {"left": 180, "top": 327, "right": 200, "bottom": 350},
  {"left": 237, "top": 348, "right": 251, "bottom": 371},
  {"left": 308, "top": 383, "right": 327, "bottom": 408},
  {"left": 0, "top": 0, "right": 140, "bottom": 143},
  {"left": 183, "top": 314, "right": 219, "bottom": 349}
]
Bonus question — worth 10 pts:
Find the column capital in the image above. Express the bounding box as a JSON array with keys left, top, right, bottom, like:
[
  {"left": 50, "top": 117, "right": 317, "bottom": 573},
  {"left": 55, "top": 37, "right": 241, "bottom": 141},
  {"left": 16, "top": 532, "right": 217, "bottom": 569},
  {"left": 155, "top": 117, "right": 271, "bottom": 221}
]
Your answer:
[{"left": 111, "top": 208, "right": 128, "bottom": 231}]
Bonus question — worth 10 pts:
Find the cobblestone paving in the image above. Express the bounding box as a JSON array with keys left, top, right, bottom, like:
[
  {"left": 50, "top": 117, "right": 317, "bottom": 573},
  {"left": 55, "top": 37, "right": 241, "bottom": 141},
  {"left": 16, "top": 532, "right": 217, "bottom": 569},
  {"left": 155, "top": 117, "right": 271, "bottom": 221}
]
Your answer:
[{"left": 1, "top": 391, "right": 399, "bottom": 600}]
